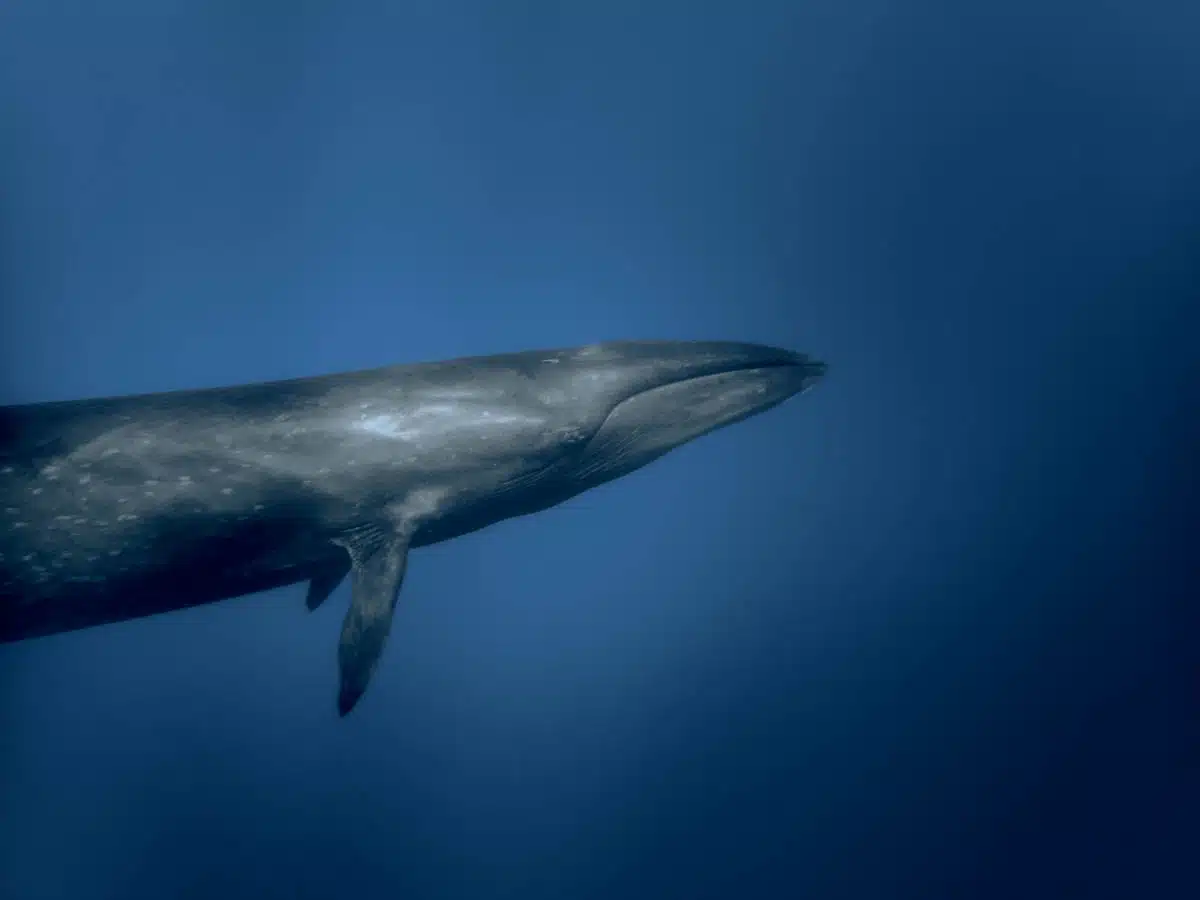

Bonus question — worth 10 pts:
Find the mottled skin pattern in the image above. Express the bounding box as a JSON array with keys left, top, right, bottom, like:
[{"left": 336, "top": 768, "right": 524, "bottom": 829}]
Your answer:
[{"left": 0, "top": 340, "right": 826, "bottom": 714}]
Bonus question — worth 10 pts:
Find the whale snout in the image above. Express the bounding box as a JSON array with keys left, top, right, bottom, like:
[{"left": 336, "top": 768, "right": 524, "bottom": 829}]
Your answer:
[
  {"left": 559, "top": 340, "right": 826, "bottom": 489},
  {"left": 578, "top": 339, "right": 825, "bottom": 390},
  {"left": 802, "top": 357, "right": 828, "bottom": 379},
  {"left": 719, "top": 342, "right": 826, "bottom": 381},
  {"left": 651, "top": 340, "right": 827, "bottom": 399},
  {"left": 699, "top": 342, "right": 827, "bottom": 403}
]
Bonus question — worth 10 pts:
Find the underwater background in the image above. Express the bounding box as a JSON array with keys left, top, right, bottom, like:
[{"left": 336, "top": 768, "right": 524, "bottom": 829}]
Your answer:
[{"left": 1, "top": 2, "right": 1195, "bottom": 898}]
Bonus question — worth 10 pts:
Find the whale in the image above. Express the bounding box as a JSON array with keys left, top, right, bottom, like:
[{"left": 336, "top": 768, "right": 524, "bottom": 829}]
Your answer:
[{"left": 0, "top": 340, "right": 826, "bottom": 714}]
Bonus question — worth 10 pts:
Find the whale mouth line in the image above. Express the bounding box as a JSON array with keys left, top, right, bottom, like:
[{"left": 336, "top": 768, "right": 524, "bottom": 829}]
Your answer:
[
  {"left": 679, "top": 355, "right": 827, "bottom": 387},
  {"left": 713, "top": 356, "right": 827, "bottom": 379}
]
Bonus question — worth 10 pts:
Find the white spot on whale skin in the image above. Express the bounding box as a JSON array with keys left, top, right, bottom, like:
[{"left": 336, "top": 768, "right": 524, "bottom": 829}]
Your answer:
[
  {"left": 12, "top": 522, "right": 27, "bottom": 529},
  {"left": 209, "top": 467, "right": 221, "bottom": 473},
  {"left": 221, "top": 488, "right": 234, "bottom": 495},
  {"left": 4, "top": 508, "right": 16, "bottom": 515},
  {"left": 22, "top": 554, "right": 33, "bottom": 562},
  {"left": 179, "top": 475, "right": 192, "bottom": 483},
  {"left": 107, "top": 549, "right": 121, "bottom": 557},
  {"left": 144, "top": 480, "right": 159, "bottom": 486},
  {"left": 253, "top": 504, "right": 265, "bottom": 512},
  {"left": 117, "top": 514, "right": 139, "bottom": 522},
  {"left": 357, "top": 414, "right": 423, "bottom": 441},
  {"left": 79, "top": 475, "right": 91, "bottom": 485},
  {"left": 1, "top": 466, "right": 12, "bottom": 474},
  {"left": 102, "top": 448, "right": 120, "bottom": 457}
]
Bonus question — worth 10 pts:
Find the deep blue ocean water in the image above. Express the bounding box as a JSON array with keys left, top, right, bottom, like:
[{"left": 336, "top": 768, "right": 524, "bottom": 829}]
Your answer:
[{"left": 1, "top": 3, "right": 1195, "bottom": 898}]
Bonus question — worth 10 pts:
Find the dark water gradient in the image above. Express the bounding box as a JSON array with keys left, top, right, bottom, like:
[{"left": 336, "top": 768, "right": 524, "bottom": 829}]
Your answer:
[{"left": 1, "top": 2, "right": 1196, "bottom": 898}]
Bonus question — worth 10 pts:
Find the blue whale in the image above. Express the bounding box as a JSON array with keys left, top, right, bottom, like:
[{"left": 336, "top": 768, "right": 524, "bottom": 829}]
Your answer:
[{"left": 0, "top": 340, "right": 826, "bottom": 714}]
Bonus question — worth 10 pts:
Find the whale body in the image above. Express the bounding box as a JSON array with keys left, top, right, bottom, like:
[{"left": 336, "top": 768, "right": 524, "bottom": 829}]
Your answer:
[{"left": 0, "top": 340, "right": 826, "bottom": 714}]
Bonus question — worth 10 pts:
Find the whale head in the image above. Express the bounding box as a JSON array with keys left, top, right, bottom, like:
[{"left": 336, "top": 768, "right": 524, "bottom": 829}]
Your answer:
[
  {"left": 540, "top": 340, "right": 826, "bottom": 490},
  {"left": 361, "top": 340, "right": 826, "bottom": 530}
]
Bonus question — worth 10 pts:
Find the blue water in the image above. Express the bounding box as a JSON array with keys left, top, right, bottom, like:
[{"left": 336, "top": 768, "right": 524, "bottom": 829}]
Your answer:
[{"left": 1, "top": 3, "right": 1195, "bottom": 898}]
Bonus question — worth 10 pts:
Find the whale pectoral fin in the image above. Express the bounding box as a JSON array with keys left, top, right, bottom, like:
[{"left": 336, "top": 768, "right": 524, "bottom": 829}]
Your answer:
[
  {"left": 306, "top": 558, "right": 351, "bottom": 611},
  {"left": 336, "top": 529, "right": 412, "bottom": 717}
]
